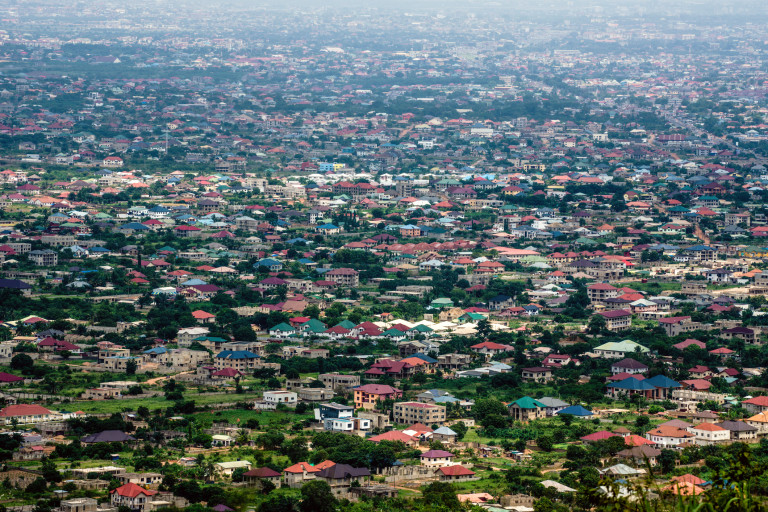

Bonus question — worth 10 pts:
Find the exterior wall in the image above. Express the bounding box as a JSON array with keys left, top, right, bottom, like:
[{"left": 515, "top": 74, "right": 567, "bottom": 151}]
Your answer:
[{"left": 393, "top": 403, "right": 446, "bottom": 426}]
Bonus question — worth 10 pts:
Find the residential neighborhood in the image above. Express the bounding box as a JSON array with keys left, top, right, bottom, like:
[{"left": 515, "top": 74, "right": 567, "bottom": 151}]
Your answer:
[{"left": 0, "top": 1, "right": 768, "bottom": 512}]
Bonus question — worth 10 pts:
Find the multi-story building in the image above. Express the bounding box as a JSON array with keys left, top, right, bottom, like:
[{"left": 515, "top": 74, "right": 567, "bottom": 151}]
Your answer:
[
  {"left": 319, "top": 373, "right": 361, "bottom": 390},
  {"left": 393, "top": 402, "right": 446, "bottom": 426},
  {"left": 263, "top": 391, "right": 298, "bottom": 407},
  {"left": 658, "top": 316, "right": 697, "bottom": 337},
  {"left": 325, "top": 268, "right": 359, "bottom": 287},
  {"left": 28, "top": 249, "right": 58, "bottom": 266},
  {"left": 597, "top": 309, "right": 632, "bottom": 331},
  {"left": 689, "top": 423, "right": 730, "bottom": 446},
  {"left": 521, "top": 367, "right": 553, "bottom": 383},
  {"left": 214, "top": 350, "right": 261, "bottom": 371},
  {"left": 509, "top": 397, "right": 546, "bottom": 423},
  {"left": 353, "top": 384, "right": 402, "bottom": 410},
  {"left": 176, "top": 327, "right": 210, "bottom": 347},
  {"left": 437, "top": 353, "right": 472, "bottom": 371},
  {"left": 587, "top": 283, "right": 619, "bottom": 303}
]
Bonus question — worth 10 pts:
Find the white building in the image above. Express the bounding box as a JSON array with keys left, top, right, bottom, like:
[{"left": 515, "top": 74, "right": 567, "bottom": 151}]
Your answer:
[
  {"left": 689, "top": 423, "right": 729, "bottom": 445},
  {"left": 263, "top": 390, "right": 297, "bottom": 407}
]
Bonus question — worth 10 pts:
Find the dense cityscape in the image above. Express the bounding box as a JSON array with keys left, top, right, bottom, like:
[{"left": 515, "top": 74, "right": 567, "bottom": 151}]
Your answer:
[{"left": 2, "top": 1, "right": 768, "bottom": 511}]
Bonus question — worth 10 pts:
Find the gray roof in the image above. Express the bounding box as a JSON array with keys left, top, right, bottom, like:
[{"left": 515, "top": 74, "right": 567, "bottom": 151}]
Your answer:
[
  {"left": 537, "top": 397, "right": 569, "bottom": 408},
  {"left": 716, "top": 420, "right": 757, "bottom": 432}
]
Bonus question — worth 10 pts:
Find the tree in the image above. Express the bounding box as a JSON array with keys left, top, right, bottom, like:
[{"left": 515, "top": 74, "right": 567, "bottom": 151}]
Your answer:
[
  {"left": 473, "top": 397, "right": 509, "bottom": 423},
  {"left": 10, "top": 353, "right": 33, "bottom": 372},
  {"left": 659, "top": 449, "right": 676, "bottom": 474},
  {"left": 477, "top": 318, "right": 492, "bottom": 338},
  {"left": 25, "top": 478, "right": 47, "bottom": 494},
  {"left": 40, "top": 458, "right": 62, "bottom": 483},
  {"left": 231, "top": 467, "right": 246, "bottom": 483},
  {"left": 257, "top": 431, "right": 285, "bottom": 450},
  {"left": 282, "top": 437, "right": 309, "bottom": 463},
  {"left": 421, "top": 482, "right": 461, "bottom": 511},
  {"left": 303, "top": 304, "right": 321, "bottom": 318},
  {"left": 587, "top": 314, "right": 606, "bottom": 334},
  {"left": 259, "top": 494, "right": 298, "bottom": 512},
  {"left": 635, "top": 415, "right": 650, "bottom": 433},
  {"left": 300, "top": 480, "right": 337, "bottom": 512},
  {"left": 452, "top": 422, "right": 468, "bottom": 441},
  {"left": 537, "top": 435, "right": 554, "bottom": 452},
  {"left": 125, "top": 359, "right": 138, "bottom": 376}
]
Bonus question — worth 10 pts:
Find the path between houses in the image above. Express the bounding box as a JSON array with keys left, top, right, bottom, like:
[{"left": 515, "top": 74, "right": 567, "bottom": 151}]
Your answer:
[{"left": 145, "top": 370, "right": 194, "bottom": 385}]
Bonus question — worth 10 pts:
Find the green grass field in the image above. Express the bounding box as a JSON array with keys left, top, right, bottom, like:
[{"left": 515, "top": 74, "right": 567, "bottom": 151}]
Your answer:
[
  {"left": 64, "top": 391, "right": 267, "bottom": 414},
  {"left": 628, "top": 282, "right": 682, "bottom": 293}
]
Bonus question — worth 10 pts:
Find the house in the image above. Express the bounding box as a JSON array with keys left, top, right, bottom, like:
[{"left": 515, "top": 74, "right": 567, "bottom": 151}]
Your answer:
[
  {"left": 743, "top": 396, "right": 768, "bottom": 414},
  {"left": 0, "top": 404, "right": 58, "bottom": 425},
  {"left": 243, "top": 467, "right": 281, "bottom": 488},
  {"left": 679, "top": 245, "right": 717, "bottom": 263},
  {"left": 658, "top": 317, "right": 697, "bottom": 337},
  {"left": 116, "top": 473, "right": 163, "bottom": 489},
  {"left": 28, "top": 249, "right": 58, "bottom": 266},
  {"left": 521, "top": 367, "right": 553, "bottom": 383},
  {"left": 509, "top": 397, "right": 546, "bottom": 422},
  {"left": 488, "top": 294, "right": 514, "bottom": 310},
  {"left": 716, "top": 420, "right": 758, "bottom": 441},
  {"left": 353, "top": 384, "right": 402, "bottom": 410},
  {"left": 593, "top": 340, "right": 649, "bottom": 359},
  {"left": 318, "top": 373, "right": 360, "bottom": 390},
  {"left": 263, "top": 391, "right": 298, "bottom": 407},
  {"left": 316, "top": 463, "right": 371, "bottom": 497},
  {"left": 431, "top": 426, "right": 458, "bottom": 443},
  {"left": 611, "top": 358, "right": 648, "bottom": 375},
  {"left": 721, "top": 327, "right": 758, "bottom": 344},
  {"left": 470, "top": 341, "right": 513, "bottom": 358},
  {"left": 435, "top": 465, "right": 476, "bottom": 482},
  {"left": 215, "top": 460, "right": 252, "bottom": 477},
  {"left": 616, "top": 445, "right": 661, "bottom": 466},
  {"left": 81, "top": 430, "right": 136, "bottom": 444},
  {"left": 393, "top": 402, "right": 446, "bottom": 426},
  {"left": 102, "top": 156, "right": 124, "bottom": 167},
  {"left": 746, "top": 411, "right": 768, "bottom": 432},
  {"left": 646, "top": 426, "right": 695, "bottom": 448},
  {"left": 606, "top": 378, "right": 658, "bottom": 400},
  {"left": 597, "top": 310, "right": 632, "bottom": 331},
  {"left": 588, "top": 283, "right": 619, "bottom": 303},
  {"left": 110, "top": 483, "right": 158, "bottom": 511},
  {"left": 537, "top": 397, "right": 570, "bottom": 417},
  {"left": 214, "top": 350, "right": 261, "bottom": 371},
  {"left": 325, "top": 268, "right": 359, "bottom": 287},
  {"left": 420, "top": 450, "right": 455, "bottom": 467},
  {"left": 689, "top": 423, "right": 729, "bottom": 445},
  {"left": 556, "top": 405, "right": 593, "bottom": 418},
  {"left": 283, "top": 462, "right": 321, "bottom": 488},
  {"left": 317, "top": 404, "right": 371, "bottom": 433}
]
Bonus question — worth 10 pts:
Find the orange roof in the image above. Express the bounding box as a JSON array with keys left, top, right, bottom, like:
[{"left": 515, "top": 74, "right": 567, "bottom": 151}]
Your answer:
[
  {"left": 283, "top": 462, "right": 320, "bottom": 474},
  {"left": 624, "top": 434, "right": 655, "bottom": 447},
  {"left": 0, "top": 404, "right": 52, "bottom": 417},
  {"left": 663, "top": 482, "right": 703, "bottom": 496},
  {"left": 747, "top": 412, "right": 768, "bottom": 423},
  {"left": 400, "top": 357, "right": 431, "bottom": 366},
  {"left": 672, "top": 474, "right": 706, "bottom": 485},
  {"left": 692, "top": 422, "right": 725, "bottom": 432},
  {"left": 313, "top": 460, "right": 336, "bottom": 470},
  {"left": 192, "top": 310, "right": 215, "bottom": 319},
  {"left": 437, "top": 465, "right": 475, "bottom": 476},
  {"left": 111, "top": 483, "right": 158, "bottom": 498},
  {"left": 647, "top": 426, "right": 694, "bottom": 439},
  {"left": 369, "top": 430, "right": 415, "bottom": 443}
]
